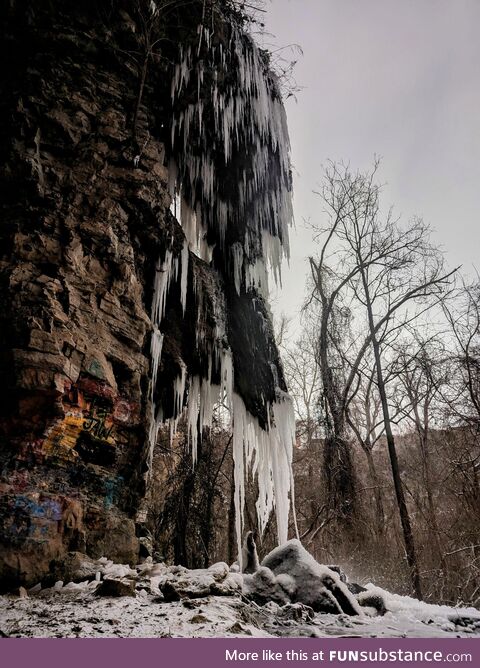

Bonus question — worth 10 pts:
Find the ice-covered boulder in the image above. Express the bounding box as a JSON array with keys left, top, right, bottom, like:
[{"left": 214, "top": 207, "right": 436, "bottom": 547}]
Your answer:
[{"left": 261, "top": 539, "right": 362, "bottom": 616}]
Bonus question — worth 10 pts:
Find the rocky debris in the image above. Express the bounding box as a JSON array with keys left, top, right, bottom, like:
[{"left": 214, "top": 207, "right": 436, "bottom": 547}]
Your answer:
[
  {"left": 100, "top": 560, "right": 137, "bottom": 580},
  {"left": 52, "top": 552, "right": 99, "bottom": 584},
  {"left": 227, "top": 622, "right": 253, "bottom": 636},
  {"left": 47, "top": 553, "right": 138, "bottom": 588},
  {"left": 448, "top": 615, "right": 480, "bottom": 632},
  {"left": 1, "top": 555, "right": 480, "bottom": 638},
  {"left": 211, "top": 575, "right": 245, "bottom": 597},
  {"left": 277, "top": 603, "right": 315, "bottom": 623},
  {"left": 12, "top": 543, "right": 386, "bottom": 619},
  {"left": 159, "top": 563, "right": 242, "bottom": 602},
  {"left": 189, "top": 614, "right": 209, "bottom": 624},
  {"left": 136, "top": 526, "right": 154, "bottom": 560},
  {"left": 95, "top": 579, "right": 136, "bottom": 598},
  {"left": 206, "top": 562, "right": 230, "bottom": 581},
  {"left": 182, "top": 599, "right": 202, "bottom": 609},
  {"left": 139, "top": 537, "right": 153, "bottom": 560}
]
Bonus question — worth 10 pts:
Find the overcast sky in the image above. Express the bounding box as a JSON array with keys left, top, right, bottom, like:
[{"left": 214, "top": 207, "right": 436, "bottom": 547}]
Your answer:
[{"left": 262, "top": 0, "right": 480, "bottom": 326}]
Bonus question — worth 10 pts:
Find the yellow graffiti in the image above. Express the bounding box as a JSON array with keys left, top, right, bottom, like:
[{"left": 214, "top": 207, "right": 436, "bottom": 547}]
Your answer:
[
  {"left": 43, "top": 405, "right": 116, "bottom": 460},
  {"left": 43, "top": 415, "right": 84, "bottom": 460}
]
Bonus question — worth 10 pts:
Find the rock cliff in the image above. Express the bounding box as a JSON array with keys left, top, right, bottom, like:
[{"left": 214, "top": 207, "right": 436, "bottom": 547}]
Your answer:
[{"left": 0, "top": 0, "right": 294, "bottom": 589}]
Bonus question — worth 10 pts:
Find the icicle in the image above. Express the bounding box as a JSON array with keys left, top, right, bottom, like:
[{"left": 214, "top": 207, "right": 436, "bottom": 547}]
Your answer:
[
  {"left": 261, "top": 230, "right": 284, "bottom": 288},
  {"left": 173, "top": 362, "right": 187, "bottom": 417},
  {"left": 231, "top": 242, "right": 244, "bottom": 295},
  {"left": 187, "top": 376, "right": 201, "bottom": 463},
  {"left": 232, "top": 393, "right": 248, "bottom": 571},
  {"left": 151, "top": 250, "right": 174, "bottom": 324},
  {"left": 148, "top": 237, "right": 187, "bottom": 471},
  {"left": 147, "top": 403, "right": 163, "bottom": 471},
  {"left": 150, "top": 327, "right": 164, "bottom": 400},
  {"left": 245, "top": 258, "right": 269, "bottom": 296},
  {"left": 230, "top": 389, "right": 296, "bottom": 566},
  {"left": 180, "top": 238, "right": 189, "bottom": 313},
  {"left": 270, "top": 393, "right": 296, "bottom": 544},
  {"left": 220, "top": 349, "right": 234, "bottom": 407}
]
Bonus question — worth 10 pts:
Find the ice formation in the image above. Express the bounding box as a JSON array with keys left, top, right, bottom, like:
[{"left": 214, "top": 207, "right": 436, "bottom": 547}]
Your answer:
[
  {"left": 169, "top": 23, "right": 293, "bottom": 289},
  {"left": 147, "top": 12, "right": 296, "bottom": 560},
  {"left": 149, "top": 280, "right": 297, "bottom": 562},
  {"left": 148, "top": 242, "right": 189, "bottom": 467}
]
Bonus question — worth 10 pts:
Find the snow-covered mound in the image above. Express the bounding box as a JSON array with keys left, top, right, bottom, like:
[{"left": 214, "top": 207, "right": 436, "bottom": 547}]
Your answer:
[
  {"left": 1, "top": 552, "right": 479, "bottom": 638},
  {"left": 258, "top": 540, "right": 362, "bottom": 615}
]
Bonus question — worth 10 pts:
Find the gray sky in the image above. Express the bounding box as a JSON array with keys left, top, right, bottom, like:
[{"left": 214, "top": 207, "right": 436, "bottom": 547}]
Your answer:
[{"left": 262, "top": 0, "right": 480, "bottom": 326}]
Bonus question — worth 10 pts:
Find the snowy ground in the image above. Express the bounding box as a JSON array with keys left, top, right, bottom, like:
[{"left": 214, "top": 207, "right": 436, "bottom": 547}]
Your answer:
[{"left": 1, "top": 560, "right": 480, "bottom": 638}]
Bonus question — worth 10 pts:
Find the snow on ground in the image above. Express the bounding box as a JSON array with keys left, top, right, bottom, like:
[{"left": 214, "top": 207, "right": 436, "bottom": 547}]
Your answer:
[{"left": 1, "top": 560, "right": 480, "bottom": 638}]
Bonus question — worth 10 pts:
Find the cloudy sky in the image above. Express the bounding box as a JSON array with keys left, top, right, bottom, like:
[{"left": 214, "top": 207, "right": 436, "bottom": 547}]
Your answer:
[{"left": 262, "top": 0, "right": 480, "bottom": 325}]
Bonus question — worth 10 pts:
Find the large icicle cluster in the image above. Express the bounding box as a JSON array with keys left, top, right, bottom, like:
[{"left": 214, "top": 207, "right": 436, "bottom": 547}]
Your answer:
[
  {"left": 148, "top": 9, "right": 296, "bottom": 562},
  {"left": 169, "top": 22, "right": 293, "bottom": 291},
  {"left": 148, "top": 238, "right": 189, "bottom": 468}
]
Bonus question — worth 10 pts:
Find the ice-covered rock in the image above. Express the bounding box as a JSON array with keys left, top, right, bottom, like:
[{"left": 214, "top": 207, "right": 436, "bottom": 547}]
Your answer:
[
  {"left": 13, "top": 586, "right": 28, "bottom": 599},
  {"left": 212, "top": 574, "right": 244, "bottom": 597},
  {"left": 357, "top": 590, "right": 387, "bottom": 616},
  {"left": 63, "top": 581, "right": 90, "bottom": 591},
  {"left": 261, "top": 539, "right": 363, "bottom": 616},
  {"left": 243, "top": 567, "right": 291, "bottom": 605},
  {"left": 103, "top": 563, "right": 137, "bottom": 580},
  {"left": 207, "top": 562, "right": 230, "bottom": 581},
  {"left": 95, "top": 579, "right": 136, "bottom": 598},
  {"left": 159, "top": 563, "right": 241, "bottom": 601}
]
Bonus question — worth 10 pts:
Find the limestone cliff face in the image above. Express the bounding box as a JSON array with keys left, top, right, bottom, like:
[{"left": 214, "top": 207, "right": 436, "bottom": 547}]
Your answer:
[
  {"left": 0, "top": 0, "right": 293, "bottom": 589},
  {"left": 0, "top": 0, "right": 172, "bottom": 588}
]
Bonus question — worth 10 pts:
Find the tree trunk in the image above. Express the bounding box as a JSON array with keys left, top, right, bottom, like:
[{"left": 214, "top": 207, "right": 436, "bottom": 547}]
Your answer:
[
  {"left": 318, "top": 300, "right": 357, "bottom": 521},
  {"left": 324, "top": 434, "right": 356, "bottom": 522},
  {"left": 364, "top": 447, "right": 385, "bottom": 535},
  {"left": 360, "top": 269, "right": 422, "bottom": 600}
]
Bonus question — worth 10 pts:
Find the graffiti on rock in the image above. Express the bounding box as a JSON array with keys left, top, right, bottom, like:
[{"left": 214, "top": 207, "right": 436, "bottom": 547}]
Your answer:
[
  {"left": 42, "top": 388, "right": 117, "bottom": 464},
  {"left": 83, "top": 399, "right": 114, "bottom": 440},
  {"left": 0, "top": 494, "right": 82, "bottom": 546}
]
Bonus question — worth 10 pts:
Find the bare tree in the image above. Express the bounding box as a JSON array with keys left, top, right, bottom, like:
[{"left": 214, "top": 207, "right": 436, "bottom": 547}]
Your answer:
[
  {"left": 308, "top": 160, "right": 457, "bottom": 599},
  {"left": 443, "top": 281, "right": 480, "bottom": 428}
]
